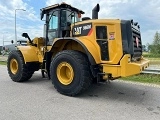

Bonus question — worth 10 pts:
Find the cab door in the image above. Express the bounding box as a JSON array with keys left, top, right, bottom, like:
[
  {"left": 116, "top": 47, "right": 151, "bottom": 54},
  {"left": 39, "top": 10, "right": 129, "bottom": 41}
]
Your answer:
[{"left": 47, "top": 11, "right": 59, "bottom": 44}]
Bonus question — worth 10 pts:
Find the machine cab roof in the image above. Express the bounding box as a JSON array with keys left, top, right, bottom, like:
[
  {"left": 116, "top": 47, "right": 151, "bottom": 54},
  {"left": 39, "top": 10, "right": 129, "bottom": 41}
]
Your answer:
[
  {"left": 40, "top": 2, "right": 86, "bottom": 44},
  {"left": 40, "top": 2, "right": 84, "bottom": 20}
]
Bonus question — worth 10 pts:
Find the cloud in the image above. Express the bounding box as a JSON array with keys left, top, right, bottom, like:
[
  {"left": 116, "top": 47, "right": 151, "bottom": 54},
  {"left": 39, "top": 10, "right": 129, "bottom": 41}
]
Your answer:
[
  {"left": 0, "top": 0, "right": 39, "bottom": 20},
  {"left": 0, "top": 0, "right": 42, "bottom": 45}
]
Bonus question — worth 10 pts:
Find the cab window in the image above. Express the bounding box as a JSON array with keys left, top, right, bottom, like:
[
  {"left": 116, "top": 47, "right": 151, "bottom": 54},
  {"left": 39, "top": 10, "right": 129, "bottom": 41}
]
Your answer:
[
  {"left": 49, "top": 11, "right": 58, "bottom": 29},
  {"left": 48, "top": 11, "right": 59, "bottom": 42}
]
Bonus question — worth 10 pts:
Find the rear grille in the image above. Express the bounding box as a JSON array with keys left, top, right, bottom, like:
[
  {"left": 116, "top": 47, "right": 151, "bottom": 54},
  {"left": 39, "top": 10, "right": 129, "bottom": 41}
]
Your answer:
[
  {"left": 121, "top": 20, "right": 143, "bottom": 61},
  {"left": 131, "top": 25, "right": 142, "bottom": 60}
]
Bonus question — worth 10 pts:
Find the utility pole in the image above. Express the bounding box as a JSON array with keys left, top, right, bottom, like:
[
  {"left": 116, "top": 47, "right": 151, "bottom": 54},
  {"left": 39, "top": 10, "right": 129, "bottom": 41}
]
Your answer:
[{"left": 15, "top": 9, "right": 26, "bottom": 45}]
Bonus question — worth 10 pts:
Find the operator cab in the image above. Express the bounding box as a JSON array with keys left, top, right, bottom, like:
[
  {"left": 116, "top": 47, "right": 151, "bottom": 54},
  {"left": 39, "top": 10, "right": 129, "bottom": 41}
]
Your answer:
[{"left": 40, "top": 2, "right": 84, "bottom": 45}]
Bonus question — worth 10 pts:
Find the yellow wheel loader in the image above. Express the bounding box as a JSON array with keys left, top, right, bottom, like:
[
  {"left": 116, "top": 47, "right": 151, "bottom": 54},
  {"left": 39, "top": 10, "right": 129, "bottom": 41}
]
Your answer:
[{"left": 7, "top": 2, "right": 149, "bottom": 96}]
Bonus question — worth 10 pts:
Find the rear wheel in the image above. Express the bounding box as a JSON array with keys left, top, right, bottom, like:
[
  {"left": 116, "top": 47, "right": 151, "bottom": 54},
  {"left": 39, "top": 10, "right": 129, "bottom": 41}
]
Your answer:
[
  {"left": 50, "top": 50, "right": 92, "bottom": 96},
  {"left": 7, "top": 50, "right": 34, "bottom": 82}
]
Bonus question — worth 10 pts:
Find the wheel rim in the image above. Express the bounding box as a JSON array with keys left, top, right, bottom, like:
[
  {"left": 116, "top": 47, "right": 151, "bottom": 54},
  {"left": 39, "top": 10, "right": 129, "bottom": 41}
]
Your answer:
[
  {"left": 57, "top": 62, "right": 74, "bottom": 85},
  {"left": 10, "top": 59, "right": 18, "bottom": 74}
]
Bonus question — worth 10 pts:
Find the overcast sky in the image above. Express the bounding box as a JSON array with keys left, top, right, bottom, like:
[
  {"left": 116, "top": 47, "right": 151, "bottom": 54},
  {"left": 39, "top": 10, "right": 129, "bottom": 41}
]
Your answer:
[{"left": 0, "top": 0, "right": 160, "bottom": 46}]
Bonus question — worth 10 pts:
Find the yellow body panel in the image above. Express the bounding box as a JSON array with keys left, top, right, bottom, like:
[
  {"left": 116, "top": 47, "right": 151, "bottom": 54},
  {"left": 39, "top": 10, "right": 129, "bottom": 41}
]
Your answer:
[
  {"left": 17, "top": 46, "right": 39, "bottom": 62},
  {"left": 51, "top": 37, "right": 100, "bottom": 63},
  {"left": 17, "top": 37, "right": 45, "bottom": 63},
  {"left": 102, "top": 55, "right": 150, "bottom": 78},
  {"left": 74, "top": 37, "right": 101, "bottom": 63},
  {"left": 70, "top": 19, "right": 123, "bottom": 64}
]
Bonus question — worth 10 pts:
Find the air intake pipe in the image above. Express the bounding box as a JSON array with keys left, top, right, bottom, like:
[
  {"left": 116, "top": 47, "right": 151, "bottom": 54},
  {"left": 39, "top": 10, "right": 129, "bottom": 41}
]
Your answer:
[{"left": 92, "top": 4, "right": 100, "bottom": 19}]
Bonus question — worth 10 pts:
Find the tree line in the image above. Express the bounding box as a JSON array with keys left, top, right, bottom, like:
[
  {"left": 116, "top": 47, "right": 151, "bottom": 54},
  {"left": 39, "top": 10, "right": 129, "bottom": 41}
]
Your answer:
[{"left": 147, "top": 31, "right": 160, "bottom": 57}]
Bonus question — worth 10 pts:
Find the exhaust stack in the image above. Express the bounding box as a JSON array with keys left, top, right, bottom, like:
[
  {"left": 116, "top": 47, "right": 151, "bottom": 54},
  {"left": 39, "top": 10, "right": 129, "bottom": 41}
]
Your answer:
[{"left": 92, "top": 4, "right": 100, "bottom": 19}]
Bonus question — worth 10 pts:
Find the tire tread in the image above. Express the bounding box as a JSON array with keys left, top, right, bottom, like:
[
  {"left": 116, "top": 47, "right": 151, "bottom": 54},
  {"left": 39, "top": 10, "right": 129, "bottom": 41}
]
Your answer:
[
  {"left": 50, "top": 50, "right": 92, "bottom": 96},
  {"left": 7, "top": 50, "right": 34, "bottom": 82}
]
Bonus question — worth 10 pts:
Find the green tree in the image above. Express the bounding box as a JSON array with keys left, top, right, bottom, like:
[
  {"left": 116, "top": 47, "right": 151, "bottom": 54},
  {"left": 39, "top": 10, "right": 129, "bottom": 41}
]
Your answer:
[{"left": 150, "top": 31, "right": 160, "bottom": 55}]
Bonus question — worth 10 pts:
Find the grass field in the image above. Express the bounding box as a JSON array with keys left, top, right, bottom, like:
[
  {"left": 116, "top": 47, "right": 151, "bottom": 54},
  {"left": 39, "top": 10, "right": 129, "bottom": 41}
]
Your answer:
[
  {"left": 143, "top": 52, "right": 160, "bottom": 58},
  {"left": 143, "top": 52, "right": 160, "bottom": 65},
  {"left": 121, "top": 74, "right": 160, "bottom": 85},
  {"left": 0, "top": 61, "right": 7, "bottom": 65},
  {"left": 146, "top": 58, "right": 160, "bottom": 64}
]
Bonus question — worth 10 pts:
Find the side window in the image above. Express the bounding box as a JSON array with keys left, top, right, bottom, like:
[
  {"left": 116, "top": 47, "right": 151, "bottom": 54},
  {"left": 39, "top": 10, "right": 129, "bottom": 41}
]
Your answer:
[
  {"left": 96, "top": 26, "right": 107, "bottom": 39},
  {"left": 60, "top": 10, "right": 80, "bottom": 27},
  {"left": 49, "top": 11, "right": 58, "bottom": 29},
  {"left": 71, "top": 12, "right": 81, "bottom": 23},
  {"left": 72, "top": 16, "right": 77, "bottom": 23}
]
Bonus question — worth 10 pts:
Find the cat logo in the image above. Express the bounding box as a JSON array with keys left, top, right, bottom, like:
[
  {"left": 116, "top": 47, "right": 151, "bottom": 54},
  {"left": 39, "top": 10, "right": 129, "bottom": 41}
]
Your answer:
[
  {"left": 74, "top": 26, "right": 82, "bottom": 35},
  {"left": 72, "top": 23, "right": 92, "bottom": 37}
]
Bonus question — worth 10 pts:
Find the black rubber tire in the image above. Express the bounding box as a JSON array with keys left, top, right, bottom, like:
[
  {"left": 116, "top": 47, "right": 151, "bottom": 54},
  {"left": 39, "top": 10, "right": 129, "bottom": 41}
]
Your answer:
[
  {"left": 50, "top": 50, "right": 92, "bottom": 96},
  {"left": 7, "top": 50, "right": 34, "bottom": 82}
]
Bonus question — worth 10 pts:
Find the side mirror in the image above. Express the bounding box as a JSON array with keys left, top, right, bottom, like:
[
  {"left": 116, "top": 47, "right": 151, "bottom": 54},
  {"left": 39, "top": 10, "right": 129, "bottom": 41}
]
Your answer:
[
  {"left": 22, "top": 33, "right": 29, "bottom": 38},
  {"left": 22, "top": 33, "right": 33, "bottom": 45}
]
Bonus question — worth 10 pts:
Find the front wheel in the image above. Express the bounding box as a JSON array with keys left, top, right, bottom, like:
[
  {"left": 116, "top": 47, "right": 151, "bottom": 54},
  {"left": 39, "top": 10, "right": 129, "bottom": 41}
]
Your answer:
[
  {"left": 7, "top": 50, "right": 34, "bottom": 82},
  {"left": 50, "top": 50, "right": 92, "bottom": 96}
]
